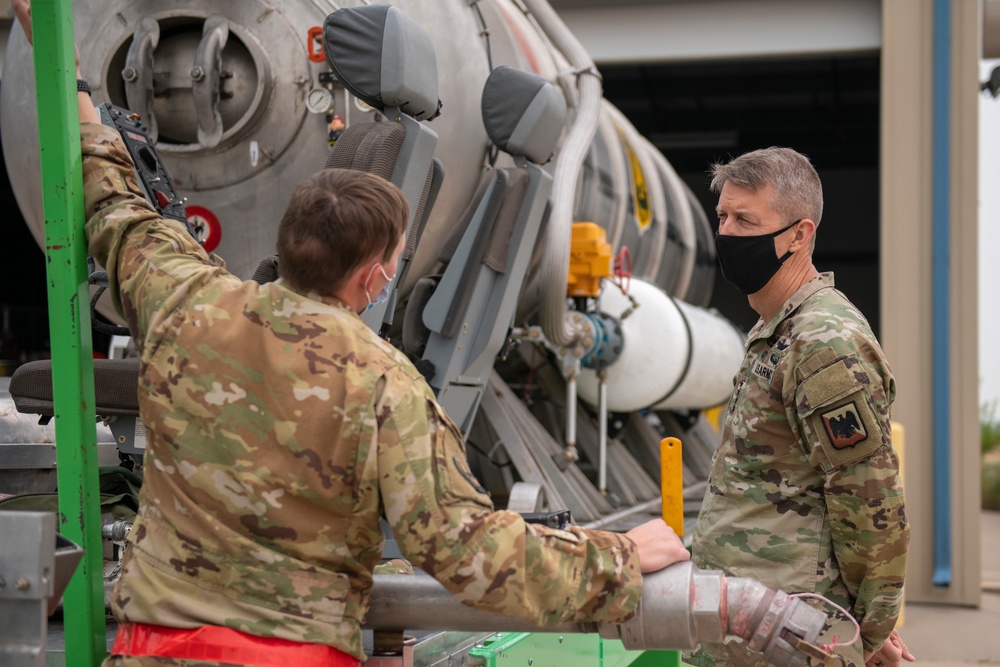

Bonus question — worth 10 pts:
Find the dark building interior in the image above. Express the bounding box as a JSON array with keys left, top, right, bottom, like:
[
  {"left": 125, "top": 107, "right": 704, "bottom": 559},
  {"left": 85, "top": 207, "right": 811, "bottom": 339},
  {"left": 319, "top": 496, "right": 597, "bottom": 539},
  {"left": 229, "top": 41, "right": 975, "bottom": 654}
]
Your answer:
[{"left": 600, "top": 53, "right": 881, "bottom": 334}]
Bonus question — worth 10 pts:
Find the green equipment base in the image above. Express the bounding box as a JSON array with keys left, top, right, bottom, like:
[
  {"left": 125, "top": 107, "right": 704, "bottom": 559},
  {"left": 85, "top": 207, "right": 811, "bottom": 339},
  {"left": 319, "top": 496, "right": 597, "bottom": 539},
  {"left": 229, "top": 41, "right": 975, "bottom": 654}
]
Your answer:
[{"left": 467, "top": 631, "right": 681, "bottom": 667}]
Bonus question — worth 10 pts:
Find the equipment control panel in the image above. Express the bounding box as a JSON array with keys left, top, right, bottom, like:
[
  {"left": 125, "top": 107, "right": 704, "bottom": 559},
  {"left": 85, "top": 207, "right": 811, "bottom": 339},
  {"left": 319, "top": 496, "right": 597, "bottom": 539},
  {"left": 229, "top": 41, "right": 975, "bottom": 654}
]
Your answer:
[{"left": 97, "top": 103, "right": 198, "bottom": 241}]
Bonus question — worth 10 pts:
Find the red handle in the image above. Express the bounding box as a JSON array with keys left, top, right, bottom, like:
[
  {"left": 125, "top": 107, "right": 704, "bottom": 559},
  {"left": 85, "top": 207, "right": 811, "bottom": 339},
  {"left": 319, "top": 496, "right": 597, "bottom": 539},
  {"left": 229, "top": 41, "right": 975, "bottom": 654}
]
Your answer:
[{"left": 307, "top": 26, "right": 325, "bottom": 63}]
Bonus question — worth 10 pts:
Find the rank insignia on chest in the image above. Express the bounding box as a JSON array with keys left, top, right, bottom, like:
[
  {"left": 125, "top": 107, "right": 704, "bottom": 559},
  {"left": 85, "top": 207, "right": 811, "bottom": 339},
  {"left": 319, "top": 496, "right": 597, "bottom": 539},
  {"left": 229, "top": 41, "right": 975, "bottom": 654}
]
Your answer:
[
  {"left": 820, "top": 401, "right": 868, "bottom": 449},
  {"left": 770, "top": 336, "right": 791, "bottom": 364}
]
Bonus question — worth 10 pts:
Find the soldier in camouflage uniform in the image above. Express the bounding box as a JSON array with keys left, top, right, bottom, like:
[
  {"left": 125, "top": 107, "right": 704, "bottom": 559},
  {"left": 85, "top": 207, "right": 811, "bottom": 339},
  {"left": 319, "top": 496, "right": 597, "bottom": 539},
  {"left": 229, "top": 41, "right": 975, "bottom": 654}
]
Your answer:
[
  {"left": 12, "top": 3, "right": 690, "bottom": 664},
  {"left": 687, "top": 147, "right": 911, "bottom": 667}
]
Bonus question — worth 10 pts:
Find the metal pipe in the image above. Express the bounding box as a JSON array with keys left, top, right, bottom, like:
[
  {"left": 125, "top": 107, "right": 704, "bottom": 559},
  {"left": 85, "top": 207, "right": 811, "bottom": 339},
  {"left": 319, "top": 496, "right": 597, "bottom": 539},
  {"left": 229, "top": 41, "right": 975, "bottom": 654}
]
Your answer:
[
  {"left": 565, "top": 370, "right": 577, "bottom": 459},
  {"left": 597, "top": 369, "right": 608, "bottom": 493},
  {"left": 931, "top": 0, "right": 952, "bottom": 588},
  {"left": 600, "top": 563, "right": 827, "bottom": 667},
  {"left": 367, "top": 563, "right": 828, "bottom": 667},
  {"left": 580, "top": 481, "right": 706, "bottom": 530},
  {"left": 366, "top": 574, "right": 581, "bottom": 634},
  {"left": 523, "top": 0, "right": 602, "bottom": 347},
  {"left": 580, "top": 497, "right": 661, "bottom": 530}
]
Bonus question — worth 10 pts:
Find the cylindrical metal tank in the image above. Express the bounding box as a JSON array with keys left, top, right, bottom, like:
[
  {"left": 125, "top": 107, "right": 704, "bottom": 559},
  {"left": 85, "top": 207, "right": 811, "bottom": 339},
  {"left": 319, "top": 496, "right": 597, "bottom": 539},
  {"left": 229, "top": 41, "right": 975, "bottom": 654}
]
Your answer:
[
  {"left": 2, "top": 0, "right": 496, "bottom": 282},
  {"left": 1, "top": 0, "right": 713, "bottom": 295},
  {"left": 1, "top": 0, "right": 741, "bottom": 410},
  {"left": 577, "top": 278, "right": 746, "bottom": 413}
]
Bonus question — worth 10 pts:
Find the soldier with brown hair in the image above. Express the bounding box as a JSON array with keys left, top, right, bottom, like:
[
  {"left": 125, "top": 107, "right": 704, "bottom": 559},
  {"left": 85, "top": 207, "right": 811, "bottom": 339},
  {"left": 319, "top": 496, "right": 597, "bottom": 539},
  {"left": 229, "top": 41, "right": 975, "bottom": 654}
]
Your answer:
[
  {"left": 13, "top": 2, "right": 689, "bottom": 665},
  {"left": 688, "top": 147, "right": 912, "bottom": 667}
]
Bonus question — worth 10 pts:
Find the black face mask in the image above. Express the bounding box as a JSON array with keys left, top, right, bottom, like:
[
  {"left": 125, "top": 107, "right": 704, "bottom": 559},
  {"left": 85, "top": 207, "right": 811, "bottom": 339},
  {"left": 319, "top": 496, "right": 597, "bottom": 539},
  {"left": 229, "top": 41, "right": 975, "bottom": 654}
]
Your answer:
[{"left": 714, "top": 220, "right": 802, "bottom": 295}]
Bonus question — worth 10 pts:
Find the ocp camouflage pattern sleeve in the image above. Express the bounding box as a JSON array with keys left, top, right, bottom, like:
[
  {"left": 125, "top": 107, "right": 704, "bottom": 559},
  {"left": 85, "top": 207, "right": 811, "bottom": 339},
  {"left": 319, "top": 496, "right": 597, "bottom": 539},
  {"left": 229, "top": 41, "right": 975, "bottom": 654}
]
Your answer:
[
  {"left": 793, "top": 340, "right": 908, "bottom": 654},
  {"left": 376, "top": 373, "right": 643, "bottom": 626},
  {"left": 81, "top": 122, "right": 232, "bottom": 346}
]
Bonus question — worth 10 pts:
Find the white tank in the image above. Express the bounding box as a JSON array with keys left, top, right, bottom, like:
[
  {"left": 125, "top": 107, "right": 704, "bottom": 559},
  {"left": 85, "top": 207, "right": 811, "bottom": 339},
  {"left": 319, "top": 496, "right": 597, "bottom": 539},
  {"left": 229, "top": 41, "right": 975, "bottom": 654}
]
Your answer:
[{"left": 577, "top": 279, "right": 746, "bottom": 413}]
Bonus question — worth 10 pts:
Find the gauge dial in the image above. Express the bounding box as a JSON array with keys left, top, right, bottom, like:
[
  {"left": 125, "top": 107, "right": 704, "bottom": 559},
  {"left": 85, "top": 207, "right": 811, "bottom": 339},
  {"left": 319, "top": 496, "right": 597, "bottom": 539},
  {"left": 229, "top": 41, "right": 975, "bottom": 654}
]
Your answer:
[{"left": 306, "top": 87, "right": 334, "bottom": 114}]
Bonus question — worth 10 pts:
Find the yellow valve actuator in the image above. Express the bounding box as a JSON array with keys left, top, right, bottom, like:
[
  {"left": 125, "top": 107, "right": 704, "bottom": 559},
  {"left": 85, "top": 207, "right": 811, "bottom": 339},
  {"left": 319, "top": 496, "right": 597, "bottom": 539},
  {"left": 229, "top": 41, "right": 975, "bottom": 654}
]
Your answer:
[{"left": 567, "top": 222, "right": 614, "bottom": 298}]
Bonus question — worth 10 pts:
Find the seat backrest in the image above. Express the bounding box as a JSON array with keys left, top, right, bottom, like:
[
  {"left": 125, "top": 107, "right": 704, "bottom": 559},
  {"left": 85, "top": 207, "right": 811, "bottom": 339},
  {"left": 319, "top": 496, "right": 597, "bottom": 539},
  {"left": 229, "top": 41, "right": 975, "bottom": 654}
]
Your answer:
[
  {"left": 413, "top": 66, "right": 566, "bottom": 433},
  {"left": 10, "top": 358, "right": 141, "bottom": 418},
  {"left": 9, "top": 357, "right": 147, "bottom": 462},
  {"left": 323, "top": 5, "right": 443, "bottom": 333}
]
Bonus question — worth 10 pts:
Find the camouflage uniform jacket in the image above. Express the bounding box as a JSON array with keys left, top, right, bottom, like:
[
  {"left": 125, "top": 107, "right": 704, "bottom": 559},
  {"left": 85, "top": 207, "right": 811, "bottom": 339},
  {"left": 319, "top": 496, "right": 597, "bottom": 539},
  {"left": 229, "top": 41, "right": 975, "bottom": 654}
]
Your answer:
[
  {"left": 81, "top": 123, "right": 642, "bottom": 662},
  {"left": 689, "top": 273, "right": 908, "bottom": 667}
]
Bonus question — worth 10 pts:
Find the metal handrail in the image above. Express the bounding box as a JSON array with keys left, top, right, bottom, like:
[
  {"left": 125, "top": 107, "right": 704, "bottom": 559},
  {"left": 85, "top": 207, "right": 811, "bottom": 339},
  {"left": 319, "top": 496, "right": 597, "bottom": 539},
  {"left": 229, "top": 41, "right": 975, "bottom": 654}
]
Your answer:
[{"left": 30, "top": 1, "right": 107, "bottom": 664}]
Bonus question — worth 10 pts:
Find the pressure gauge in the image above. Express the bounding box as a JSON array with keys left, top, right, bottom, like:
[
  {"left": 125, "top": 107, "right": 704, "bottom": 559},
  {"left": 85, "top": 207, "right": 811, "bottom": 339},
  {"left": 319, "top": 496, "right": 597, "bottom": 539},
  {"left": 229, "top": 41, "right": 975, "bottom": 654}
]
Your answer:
[
  {"left": 306, "top": 87, "right": 334, "bottom": 114},
  {"left": 354, "top": 96, "right": 374, "bottom": 113}
]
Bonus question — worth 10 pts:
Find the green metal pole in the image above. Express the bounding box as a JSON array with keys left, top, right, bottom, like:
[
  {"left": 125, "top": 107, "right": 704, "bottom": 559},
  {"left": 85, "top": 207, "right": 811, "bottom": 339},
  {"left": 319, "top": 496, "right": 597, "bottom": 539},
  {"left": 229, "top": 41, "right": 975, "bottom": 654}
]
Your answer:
[{"left": 29, "top": 1, "right": 107, "bottom": 664}]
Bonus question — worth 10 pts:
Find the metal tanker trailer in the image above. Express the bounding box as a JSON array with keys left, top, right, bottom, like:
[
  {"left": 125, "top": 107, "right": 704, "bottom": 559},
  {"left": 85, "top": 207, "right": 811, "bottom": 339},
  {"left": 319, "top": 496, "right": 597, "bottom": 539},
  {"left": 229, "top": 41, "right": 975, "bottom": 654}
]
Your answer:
[
  {"left": 1, "top": 0, "right": 745, "bottom": 521},
  {"left": 0, "top": 4, "right": 850, "bottom": 666}
]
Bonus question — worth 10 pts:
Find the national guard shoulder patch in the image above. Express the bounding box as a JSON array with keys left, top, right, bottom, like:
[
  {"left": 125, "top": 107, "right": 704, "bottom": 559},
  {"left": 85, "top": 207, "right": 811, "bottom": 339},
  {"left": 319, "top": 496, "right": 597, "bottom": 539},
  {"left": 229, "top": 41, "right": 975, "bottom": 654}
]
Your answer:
[{"left": 820, "top": 401, "right": 868, "bottom": 449}]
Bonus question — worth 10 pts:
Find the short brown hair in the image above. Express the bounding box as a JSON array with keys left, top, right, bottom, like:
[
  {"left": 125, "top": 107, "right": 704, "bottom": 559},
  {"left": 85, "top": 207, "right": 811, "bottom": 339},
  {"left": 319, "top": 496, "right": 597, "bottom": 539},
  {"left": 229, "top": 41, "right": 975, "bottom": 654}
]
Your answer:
[
  {"left": 277, "top": 169, "right": 408, "bottom": 294},
  {"left": 709, "top": 147, "right": 823, "bottom": 226}
]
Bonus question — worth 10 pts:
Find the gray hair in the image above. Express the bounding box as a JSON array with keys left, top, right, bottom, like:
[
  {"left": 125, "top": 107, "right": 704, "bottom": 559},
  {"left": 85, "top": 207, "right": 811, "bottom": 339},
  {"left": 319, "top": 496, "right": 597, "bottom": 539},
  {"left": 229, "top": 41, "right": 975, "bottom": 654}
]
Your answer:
[{"left": 709, "top": 147, "right": 823, "bottom": 226}]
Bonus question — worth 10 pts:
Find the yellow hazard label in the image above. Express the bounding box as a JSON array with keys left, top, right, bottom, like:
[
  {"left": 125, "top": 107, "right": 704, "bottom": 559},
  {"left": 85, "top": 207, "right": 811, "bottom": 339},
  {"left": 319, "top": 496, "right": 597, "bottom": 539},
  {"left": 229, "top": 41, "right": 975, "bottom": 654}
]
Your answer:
[{"left": 620, "top": 130, "right": 651, "bottom": 232}]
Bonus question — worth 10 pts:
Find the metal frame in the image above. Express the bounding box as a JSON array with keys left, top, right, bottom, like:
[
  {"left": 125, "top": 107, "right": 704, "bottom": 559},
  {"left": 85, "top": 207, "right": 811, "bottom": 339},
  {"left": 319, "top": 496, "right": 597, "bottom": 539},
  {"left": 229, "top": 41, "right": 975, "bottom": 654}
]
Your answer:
[
  {"left": 422, "top": 163, "right": 552, "bottom": 435},
  {"left": 362, "top": 111, "right": 440, "bottom": 331},
  {"left": 29, "top": 1, "right": 107, "bottom": 664},
  {"left": 466, "top": 631, "right": 680, "bottom": 667},
  {"left": 0, "top": 511, "right": 83, "bottom": 667}
]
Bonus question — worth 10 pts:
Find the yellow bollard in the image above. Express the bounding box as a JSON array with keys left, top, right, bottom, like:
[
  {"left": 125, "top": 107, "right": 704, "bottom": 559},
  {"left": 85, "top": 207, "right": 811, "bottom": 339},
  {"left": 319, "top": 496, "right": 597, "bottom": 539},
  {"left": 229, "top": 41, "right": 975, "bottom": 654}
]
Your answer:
[
  {"left": 660, "top": 437, "right": 684, "bottom": 536},
  {"left": 892, "top": 421, "right": 905, "bottom": 629}
]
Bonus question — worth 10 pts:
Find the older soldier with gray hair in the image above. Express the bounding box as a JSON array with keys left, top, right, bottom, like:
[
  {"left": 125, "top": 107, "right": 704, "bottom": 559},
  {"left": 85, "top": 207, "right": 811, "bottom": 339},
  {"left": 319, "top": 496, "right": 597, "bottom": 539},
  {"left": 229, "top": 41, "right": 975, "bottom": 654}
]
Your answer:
[
  {"left": 12, "top": 2, "right": 690, "bottom": 666},
  {"left": 687, "top": 147, "right": 912, "bottom": 667}
]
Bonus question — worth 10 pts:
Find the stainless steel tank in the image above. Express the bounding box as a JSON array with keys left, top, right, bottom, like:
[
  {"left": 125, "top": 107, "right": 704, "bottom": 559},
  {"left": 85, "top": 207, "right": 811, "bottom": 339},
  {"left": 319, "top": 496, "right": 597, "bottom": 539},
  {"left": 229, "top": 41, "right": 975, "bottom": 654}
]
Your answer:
[
  {"left": 2, "top": 0, "right": 714, "bottom": 299},
  {"left": 1, "top": 0, "right": 732, "bottom": 411}
]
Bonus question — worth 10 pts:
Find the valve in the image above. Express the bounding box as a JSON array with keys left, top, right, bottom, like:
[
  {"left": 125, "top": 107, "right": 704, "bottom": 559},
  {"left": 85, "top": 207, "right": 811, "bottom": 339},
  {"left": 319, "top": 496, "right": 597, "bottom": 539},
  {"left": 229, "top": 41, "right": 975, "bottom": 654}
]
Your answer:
[{"left": 567, "top": 222, "right": 614, "bottom": 298}]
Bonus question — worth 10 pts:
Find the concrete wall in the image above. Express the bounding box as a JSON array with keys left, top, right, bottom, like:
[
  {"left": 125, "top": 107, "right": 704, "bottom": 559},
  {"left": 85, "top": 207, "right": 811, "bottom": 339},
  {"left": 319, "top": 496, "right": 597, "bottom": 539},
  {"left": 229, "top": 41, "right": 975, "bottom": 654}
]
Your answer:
[{"left": 881, "top": 0, "right": 980, "bottom": 606}]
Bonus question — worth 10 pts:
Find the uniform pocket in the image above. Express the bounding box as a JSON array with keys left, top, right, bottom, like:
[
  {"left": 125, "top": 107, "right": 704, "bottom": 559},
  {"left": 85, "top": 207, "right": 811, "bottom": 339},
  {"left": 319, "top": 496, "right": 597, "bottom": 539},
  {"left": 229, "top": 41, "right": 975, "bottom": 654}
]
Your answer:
[
  {"left": 427, "top": 400, "right": 493, "bottom": 509},
  {"left": 797, "top": 360, "right": 884, "bottom": 470}
]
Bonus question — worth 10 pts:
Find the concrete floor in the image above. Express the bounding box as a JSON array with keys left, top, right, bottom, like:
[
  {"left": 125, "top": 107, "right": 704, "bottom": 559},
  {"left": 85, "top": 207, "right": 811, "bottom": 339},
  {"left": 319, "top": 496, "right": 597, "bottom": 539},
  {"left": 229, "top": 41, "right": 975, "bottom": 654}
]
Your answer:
[{"left": 900, "top": 510, "right": 1000, "bottom": 666}]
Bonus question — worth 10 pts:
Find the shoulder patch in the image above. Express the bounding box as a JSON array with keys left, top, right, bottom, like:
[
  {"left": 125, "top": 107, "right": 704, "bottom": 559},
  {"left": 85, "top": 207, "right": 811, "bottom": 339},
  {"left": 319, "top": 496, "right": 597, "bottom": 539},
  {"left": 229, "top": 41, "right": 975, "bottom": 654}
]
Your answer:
[
  {"left": 796, "top": 356, "right": 887, "bottom": 469},
  {"left": 812, "top": 391, "right": 884, "bottom": 469},
  {"left": 820, "top": 401, "right": 868, "bottom": 449}
]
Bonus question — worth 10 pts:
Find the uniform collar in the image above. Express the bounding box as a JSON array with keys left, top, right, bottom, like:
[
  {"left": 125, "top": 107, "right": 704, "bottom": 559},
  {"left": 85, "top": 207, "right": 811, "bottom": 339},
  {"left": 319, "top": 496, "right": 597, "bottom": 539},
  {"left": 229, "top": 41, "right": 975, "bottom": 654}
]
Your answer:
[
  {"left": 274, "top": 278, "right": 357, "bottom": 315},
  {"left": 747, "top": 272, "right": 835, "bottom": 343}
]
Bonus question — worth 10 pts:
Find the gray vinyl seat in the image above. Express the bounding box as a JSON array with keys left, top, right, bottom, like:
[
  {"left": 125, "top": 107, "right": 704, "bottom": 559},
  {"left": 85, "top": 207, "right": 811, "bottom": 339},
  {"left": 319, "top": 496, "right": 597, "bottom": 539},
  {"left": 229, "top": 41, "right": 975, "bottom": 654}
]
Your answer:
[
  {"left": 9, "top": 357, "right": 146, "bottom": 460},
  {"left": 403, "top": 66, "right": 566, "bottom": 434},
  {"left": 255, "top": 4, "right": 444, "bottom": 334},
  {"left": 10, "top": 358, "right": 141, "bottom": 419},
  {"left": 324, "top": 3, "right": 445, "bottom": 299}
]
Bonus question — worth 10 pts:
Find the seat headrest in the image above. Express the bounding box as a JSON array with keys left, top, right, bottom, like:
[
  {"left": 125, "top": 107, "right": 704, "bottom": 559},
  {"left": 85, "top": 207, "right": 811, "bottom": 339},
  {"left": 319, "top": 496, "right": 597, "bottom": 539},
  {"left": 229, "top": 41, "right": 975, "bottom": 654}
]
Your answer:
[
  {"left": 481, "top": 66, "right": 567, "bottom": 164},
  {"left": 324, "top": 5, "right": 441, "bottom": 121}
]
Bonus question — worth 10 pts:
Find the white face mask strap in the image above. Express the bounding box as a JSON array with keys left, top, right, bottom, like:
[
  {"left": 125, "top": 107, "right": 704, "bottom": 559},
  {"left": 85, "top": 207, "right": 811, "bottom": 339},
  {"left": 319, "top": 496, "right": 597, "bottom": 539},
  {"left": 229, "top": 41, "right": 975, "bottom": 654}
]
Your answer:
[
  {"left": 364, "top": 263, "right": 380, "bottom": 306},
  {"left": 363, "top": 262, "right": 394, "bottom": 307}
]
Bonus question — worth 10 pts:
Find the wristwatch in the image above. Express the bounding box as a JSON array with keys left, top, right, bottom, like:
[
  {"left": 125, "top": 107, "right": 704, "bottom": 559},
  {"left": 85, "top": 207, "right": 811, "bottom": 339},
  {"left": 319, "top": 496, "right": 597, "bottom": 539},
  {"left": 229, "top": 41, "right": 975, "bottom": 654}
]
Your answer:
[{"left": 77, "top": 79, "right": 91, "bottom": 96}]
